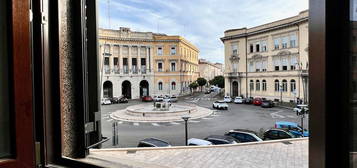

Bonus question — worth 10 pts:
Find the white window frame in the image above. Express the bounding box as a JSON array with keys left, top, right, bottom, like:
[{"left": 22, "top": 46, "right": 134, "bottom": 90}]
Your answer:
[
  {"left": 274, "top": 38, "right": 280, "bottom": 50},
  {"left": 157, "top": 46, "right": 163, "bottom": 56},
  {"left": 170, "top": 62, "right": 176, "bottom": 72},
  {"left": 231, "top": 42, "right": 238, "bottom": 55},
  {"left": 170, "top": 46, "right": 176, "bottom": 55},
  {"left": 158, "top": 62, "right": 163, "bottom": 72},
  {"left": 290, "top": 34, "right": 297, "bottom": 48}
]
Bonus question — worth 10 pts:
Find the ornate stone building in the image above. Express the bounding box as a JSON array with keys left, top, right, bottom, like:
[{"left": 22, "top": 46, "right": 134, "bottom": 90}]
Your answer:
[
  {"left": 99, "top": 27, "right": 199, "bottom": 99},
  {"left": 221, "top": 10, "right": 309, "bottom": 103},
  {"left": 198, "top": 59, "right": 223, "bottom": 81}
]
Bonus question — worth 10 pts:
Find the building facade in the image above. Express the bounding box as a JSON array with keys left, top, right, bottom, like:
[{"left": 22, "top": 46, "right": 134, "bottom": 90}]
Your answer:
[
  {"left": 198, "top": 59, "right": 223, "bottom": 81},
  {"left": 99, "top": 27, "right": 199, "bottom": 99},
  {"left": 221, "top": 10, "right": 309, "bottom": 103}
]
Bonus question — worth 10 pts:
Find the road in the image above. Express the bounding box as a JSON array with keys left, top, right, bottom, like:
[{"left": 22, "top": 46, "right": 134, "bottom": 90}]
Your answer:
[{"left": 100, "top": 92, "right": 309, "bottom": 148}]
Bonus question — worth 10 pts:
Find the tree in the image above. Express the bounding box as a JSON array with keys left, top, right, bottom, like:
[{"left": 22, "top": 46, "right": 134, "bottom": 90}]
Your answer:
[
  {"left": 189, "top": 82, "right": 199, "bottom": 93},
  {"left": 196, "top": 77, "right": 207, "bottom": 92},
  {"left": 209, "top": 75, "right": 224, "bottom": 88}
]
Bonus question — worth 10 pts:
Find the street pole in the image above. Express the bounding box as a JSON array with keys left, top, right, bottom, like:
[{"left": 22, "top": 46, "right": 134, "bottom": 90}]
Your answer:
[
  {"left": 182, "top": 116, "right": 190, "bottom": 146},
  {"left": 300, "top": 107, "right": 305, "bottom": 135}
]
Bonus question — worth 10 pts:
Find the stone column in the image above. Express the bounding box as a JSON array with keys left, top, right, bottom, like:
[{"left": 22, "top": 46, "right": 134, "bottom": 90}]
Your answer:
[
  {"left": 138, "top": 46, "right": 141, "bottom": 74},
  {"left": 128, "top": 45, "right": 132, "bottom": 74},
  {"left": 149, "top": 46, "right": 154, "bottom": 73},
  {"left": 119, "top": 45, "right": 123, "bottom": 74}
]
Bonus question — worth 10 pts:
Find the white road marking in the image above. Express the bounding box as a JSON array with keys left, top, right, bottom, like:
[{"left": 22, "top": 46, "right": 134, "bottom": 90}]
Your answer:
[
  {"left": 188, "top": 120, "right": 200, "bottom": 123},
  {"left": 117, "top": 121, "right": 123, "bottom": 124},
  {"left": 202, "top": 117, "right": 213, "bottom": 120},
  {"left": 287, "top": 115, "right": 296, "bottom": 118},
  {"left": 211, "top": 114, "right": 220, "bottom": 117},
  {"left": 170, "top": 122, "right": 180, "bottom": 125},
  {"left": 133, "top": 122, "right": 139, "bottom": 126},
  {"left": 151, "top": 123, "right": 160, "bottom": 126},
  {"left": 270, "top": 111, "right": 286, "bottom": 118},
  {"left": 107, "top": 119, "right": 113, "bottom": 122}
]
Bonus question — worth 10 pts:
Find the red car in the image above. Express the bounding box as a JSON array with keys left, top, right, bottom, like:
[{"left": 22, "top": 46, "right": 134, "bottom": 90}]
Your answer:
[
  {"left": 142, "top": 96, "right": 153, "bottom": 102},
  {"left": 253, "top": 97, "right": 263, "bottom": 106}
]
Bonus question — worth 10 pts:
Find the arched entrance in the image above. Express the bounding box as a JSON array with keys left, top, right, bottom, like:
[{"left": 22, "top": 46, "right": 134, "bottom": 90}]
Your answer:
[
  {"left": 103, "top": 81, "right": 113, "bottom": 98},
  {"left": 232, "top": 81, "right": 238, "bottom": 97},
  {"left": 139, "top": 80, "right": 149, "bottom": 97},
  {"left": 122, "top": 80, "right": 131, "bottom": 99}
]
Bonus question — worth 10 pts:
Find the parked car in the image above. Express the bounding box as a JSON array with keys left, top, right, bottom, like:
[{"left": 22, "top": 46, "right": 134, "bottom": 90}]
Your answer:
[
  {"left": 153, "top": 96, "right": 163, "bottom": 102},
  {"left": 118, "top": 96, "right": 128, "bottom": 103},
  {"left": 261, "top": 100, "right": 274, "bottom": 108},
  {"left": 243, "top": 97, "right": 254, "bottom": 104},
  {"left": 137, "top": 138, "right": 171, "bottom": 147},
  {"left": 163, "top": 95, "right": 171, "bottom": 102},
  {"left": 223, "top": 96, "right": 232, "bottom": 103},
  {"left": 275, "top": 121, "right": 309, "bottom": 137},
  {"left": 142, "top": 96, "right": 153, "bottom": 102},
  {"left": 293, "top": 104, "right": 309, "bottom": 115},
  {"left": 205, "top": 90, "right": 211, "bottom": 94},
  {"left": 212, "top": 101, "right": 228, "bottom": 110},
  {"left": 234, "top": 97, "right": 243, "bottom": 104},
  {"left": 187, "top": 138, "right": 213, "bottom": 146},
  {"left": 224, "top": 129, "right": 263, "bottom": 142},
  {"left": 204, "top": 135, "right": 239, "bottom": 145},
  {"left": 263, "top": 128, "right": 300, "bottom": 140},
  {"left": 101, "top": 98, "right": 111, "bottom": 105},
  {"left": 170, "top": 96, "right": 178, "bottom": 102},
  {"left": 109, "top": 96, "right": 119, "bottom": 104},
  {"left": 253, "top": 97, "right": 263, "bottom": 106}
]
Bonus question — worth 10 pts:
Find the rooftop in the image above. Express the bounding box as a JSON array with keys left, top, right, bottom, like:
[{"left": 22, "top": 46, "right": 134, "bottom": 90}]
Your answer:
[{"left": 81, "top": 138, "right": 308, "bottom": 168}]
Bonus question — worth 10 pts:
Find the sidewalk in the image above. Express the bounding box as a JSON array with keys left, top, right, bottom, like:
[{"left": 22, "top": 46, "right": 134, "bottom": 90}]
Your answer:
[{"left": 82, "top": 138, "right": 308, "bottom": 168}]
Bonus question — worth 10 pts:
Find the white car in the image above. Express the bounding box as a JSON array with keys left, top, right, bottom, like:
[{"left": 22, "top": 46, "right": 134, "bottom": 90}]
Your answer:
[
  {"left": 234, "top": 97, "right": 243, "bottom": 104},
  {"left": 223, "top": 96, "right": 232, "bottom": 103},
  {"left": 170, "top": 96, "right": 178, "bottom": 102},
  {"left": 293, "top": 104, "right": 309, "bottom": 114},
  {"left": 101, "top": 98, "right": 111, "bottom": 105},
  {"left": 213, "top": 100, "right": 228, "bottom": 110},
  {"left": 153, "top": 96, "right": 163, "bottom": 102},
  {"left": 188, "top": 138, "right": 213, "bottom": 146}
]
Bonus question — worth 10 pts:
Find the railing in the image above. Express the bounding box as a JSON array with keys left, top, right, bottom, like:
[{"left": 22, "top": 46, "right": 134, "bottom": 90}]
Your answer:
[{"left": 226, "top": 72, "right": 242, "bottom": 78}]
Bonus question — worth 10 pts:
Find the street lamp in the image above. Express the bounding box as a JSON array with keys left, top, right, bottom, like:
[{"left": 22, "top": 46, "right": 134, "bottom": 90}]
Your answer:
[{"left": 182, "top": 116, "right": 190, "bottom": 146}]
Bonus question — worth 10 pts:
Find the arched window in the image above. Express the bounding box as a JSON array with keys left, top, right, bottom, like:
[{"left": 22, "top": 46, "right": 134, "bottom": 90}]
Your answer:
[
  {"left": 274, "top": 80, "right": 280, "bottom": 92},
  {"left": 250, "top": 80, "right": 254, "bottom": 91},
  {"left": 171, "top": 82, "right": 176, "bottom": 90},
  {"left": 256, "top": 80, "right": 260, "bottom": 91},
  {"left": 282, "top": 79, "right": 288, "bottom": 92},
  {"left": 158, "top": 82, "right": 163, "bottom": 90},
  {"left": 290, "top": 79, "right": 296, "bottom": 92},
  {"left": 262, "top": 80, "right": 267, "bottom": 91}
]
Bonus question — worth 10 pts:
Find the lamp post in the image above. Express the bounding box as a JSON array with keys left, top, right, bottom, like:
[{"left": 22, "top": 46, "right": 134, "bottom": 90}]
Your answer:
[
  {"left": 280, "top": 84, "right": 283, "bottom": 104},
  {"left": 182, "top": 116, "right": 190, "bottom": 146}
]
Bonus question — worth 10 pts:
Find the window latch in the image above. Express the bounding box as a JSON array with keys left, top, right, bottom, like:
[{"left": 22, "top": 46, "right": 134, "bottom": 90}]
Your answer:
[{"left": 41, "top": 12, "right": 47, "bottom": 25}]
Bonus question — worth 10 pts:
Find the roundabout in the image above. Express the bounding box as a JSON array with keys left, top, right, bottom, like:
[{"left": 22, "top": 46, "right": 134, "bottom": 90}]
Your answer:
[{"left": 110, "top": 102, "right": 213, "bottom": 123}]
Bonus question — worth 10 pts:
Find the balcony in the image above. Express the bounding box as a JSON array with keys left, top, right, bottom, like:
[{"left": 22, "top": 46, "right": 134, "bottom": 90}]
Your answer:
[{"left": 226, "top": 71, "right": 242, "bottom": 78}]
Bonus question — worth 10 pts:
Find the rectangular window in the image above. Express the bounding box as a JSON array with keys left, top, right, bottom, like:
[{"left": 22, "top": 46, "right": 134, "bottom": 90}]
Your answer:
[
  {"left": 104, "top": 44, "right": 110, "bottom": 54},
  {"left": 171, "top": 62, "right": 176, "bottom": 71},
  {"left": 261, "top": 41, "right": 267, "bottom": 52},
  {"left": 158, "top": 62, "right": 163, "bottom": 72},
  {"left": 250, "top": 44, "right": 254, "bottom": 53},
  {"left": 256, "top": 43, "right": 260, "bottom": 52},
  {"left": 231, "top": 42, "right": 238, "bottom": 55},
  {"left": 249, "top": 61, "right": 254, "bottom": 72},
  {"left": 274, "top": 38, "right": 280, "bottom": 49},
  {"left": 281, "top": 57, "right": 288, "bottom": 71},
  {"left": 255, "top": 61, "right": 261, "bottom": 72},
  {"left": 158, "top": 47, "right": 163, "bottom": 56},
  {"left": 123, "top": 58, "right": 128, "bottom": 74},
  {"left": 290, "top": 56, "right": 297, "bottom": 70},
  {"left": 114, "top": 58, "right": 119, "bottom": 74},
  {"left": 282, "top": 36, "right": 288, "bottom": 49},
  {"left": 262, "top": 59, "right": 267, "bottom": 71},
  {"left": 290, "top": 34, "right": 297, "bottom": 48},
  {"left": 170, "top": 46, "right": 176, "bottom": 55},
  {"left": 273, "top": 58, "right": 280, "bottom": 71},
  {"left": 132, "top": 58, "right": 137, "bottom": 73}
]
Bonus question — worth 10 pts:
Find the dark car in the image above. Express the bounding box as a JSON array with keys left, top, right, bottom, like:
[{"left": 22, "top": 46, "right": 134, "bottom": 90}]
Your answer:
[
  {"left": 109, "top": 97, "right": 119, "bottom": 104},
  {"left": 204, "top": 135, "right": 239, "bottom": 145},
  {"left": 142, "top": 96, "right": 153, "bottom": 102},
  {"left": 261, "top": 100, "right": 274, "bottom": 108},
  {"left": 225, "top": 129, "right": 263, "bottom": 142},
  {"left": 118, "top": 96, "right": 128, "bottom": 103},
  {"left": 243, "top": 97, "right": 254, "bottom": 104},
  {"left": 253, "top": 97, "right": 263, "bottom": 106},
  {"left": 137, "top": 138, "right": 171, "bottom": 147},
  {"left": 263, "top": 128, "right": 300, "bottom": 140}
]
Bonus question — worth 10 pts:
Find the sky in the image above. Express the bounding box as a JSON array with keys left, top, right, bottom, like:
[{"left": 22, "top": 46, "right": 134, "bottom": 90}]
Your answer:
[{"left": 98, "top": 0, "right": 308, "bottom": 64}]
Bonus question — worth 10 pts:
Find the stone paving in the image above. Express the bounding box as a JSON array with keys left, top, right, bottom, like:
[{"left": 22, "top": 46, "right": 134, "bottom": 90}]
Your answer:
[{"left": 82, "top": 138, "right": 308, "bottom": 168}]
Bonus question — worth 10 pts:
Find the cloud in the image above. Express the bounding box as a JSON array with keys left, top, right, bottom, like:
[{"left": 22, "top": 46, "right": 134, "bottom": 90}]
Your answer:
[{"left": 99, "top": 0, "right": 308, "bottom": 63}]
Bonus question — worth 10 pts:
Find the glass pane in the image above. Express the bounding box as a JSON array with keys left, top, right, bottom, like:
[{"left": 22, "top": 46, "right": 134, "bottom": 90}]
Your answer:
[
  {"left": 351, "top": 0, "right": 357, "bottom": 166},
  {"left": 0, "top": 0, "right": 12, "bottom": 158}
]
